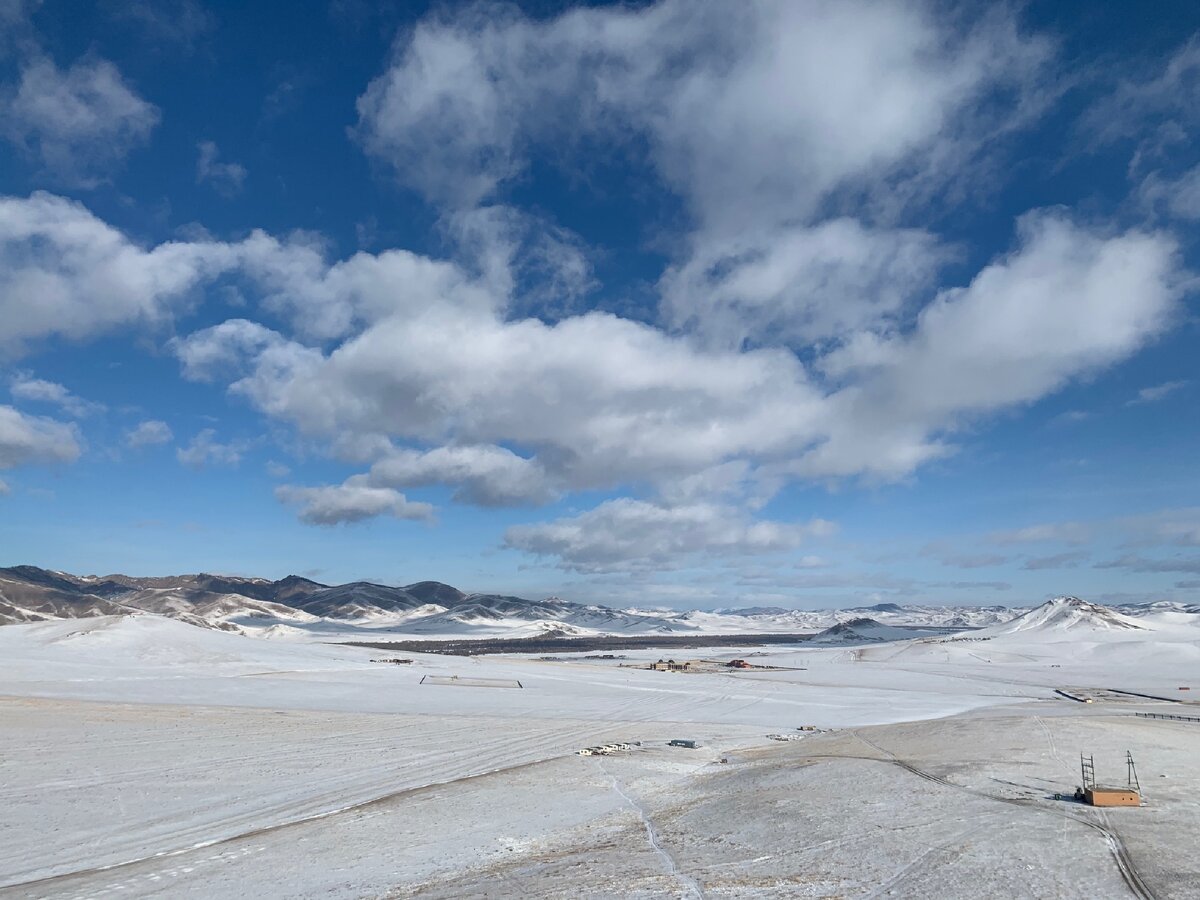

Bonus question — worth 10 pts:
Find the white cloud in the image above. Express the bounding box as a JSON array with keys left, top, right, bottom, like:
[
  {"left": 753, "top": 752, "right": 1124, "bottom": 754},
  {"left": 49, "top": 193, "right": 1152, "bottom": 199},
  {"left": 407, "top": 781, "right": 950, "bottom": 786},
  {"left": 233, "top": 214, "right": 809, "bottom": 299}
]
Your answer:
[
  {"left": 1023, "top": 551, "right": 1089, "bottom": 570},
  {"left": 989, "top": 521, "right": 1092, "bottom": 546},
  {"left": 276, "top": 476, "right": 433, "bottom": 525},
  {"left": 176, "top": 428, "right": 245, "bottom": 468},
  {"left": 1086, "top": 38, "right": 1200, "bottom": 225},
  {"left": 1118, "top": 508, "right": 1200, "bottom": 548},
  {"left": 661, "top": 220, "right": 949, "bottom": 350},
  {"left": 1085, "top": 36, "right": 1200, "bottom": 145},
  {"left": 369, "top": 444, "right": 557, "bottom": 506},
  {"left": 1139, "top": 163, "right": 1200, "bottom": 221},
  {"left": 265, "top": 460, "right": 290, "bottom": 478},
  {"left": 808, "top": 212, "right": 1181, "bottom": 478},
  {"left": 0, "top": 192, "right": 239, "bottom": 355},
  {"left": 0, "top": 476, "right": 8, "bottom": 494},
  {"left": 0, "top": 404, "right": 81, "bottom": 469},
  {"left": 356, "top": 0, "right": 1052, "bottom": 223},
  {"left": 0, "top": 55, "right": 160, "bottom": 185},
  {"left": 103, "top": 0, "right": 215, "bottom": 49},
  {"left": 503, "top": 498, "right": 835, "bottom": 573},
  {"left": 171, "top": 318, "right": 286, "bottom": 381},
  {"left": 354, "top": 0, "right": 1052, "bottom": 352},
  {"left": 196, "top": 140, "right": 247, "bottom": 197},
  {"left": 1128, "top": 380, "right": 1187, "bottom": 405},
  {"left": 1, "top": 171, "right": 1181, "bottom": 571},
  {"left": 164, "top": 207, "right": 1182, "bottom": 514},
  {"left": 10, "top": 372, "right": 104, "bottom": 417},
  {"left": 1096, "top": 553, "right": 1200, "bottom": 575},
  {"left": 124, "top": 419, "right": 173, "bottom": 448},
  {"left": 1049, "top": 409, "right": 1091, "bottom": 427},
  {"left": 176, "top": 308, "right": 829, "bottom": 494},
  {"left": 922, "top": 548, "right": 1011, "bottom": 569}
]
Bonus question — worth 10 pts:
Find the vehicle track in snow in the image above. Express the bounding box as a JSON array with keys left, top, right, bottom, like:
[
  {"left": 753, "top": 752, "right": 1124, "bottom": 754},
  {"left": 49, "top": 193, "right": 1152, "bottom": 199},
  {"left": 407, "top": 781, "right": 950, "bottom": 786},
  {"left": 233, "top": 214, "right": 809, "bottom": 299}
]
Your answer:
[
  {"left": 595, "top": 758, "right": 706, "bottom": 900},
  {"left": 1, "top": 754, "right": 567, "bottom": 896},
  {"left": 837, "top": 731, "right": 1157, "bottom": 900}
]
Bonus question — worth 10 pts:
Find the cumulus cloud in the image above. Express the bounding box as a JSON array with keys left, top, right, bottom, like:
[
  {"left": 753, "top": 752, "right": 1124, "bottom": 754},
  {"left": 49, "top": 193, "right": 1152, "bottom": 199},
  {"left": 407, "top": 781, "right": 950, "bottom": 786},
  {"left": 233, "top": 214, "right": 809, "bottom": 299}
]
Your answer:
[
  {"left": 176, "top": 308, "right": 827, "bottom": 491},
  {"left": 10, "top": 373, "right": 104, "bottom": 417},
  {"left": 171, "top": 318, "right": 286, "bottom": 380},
  {"left": 355, "top": 0, "right": 1054, "bottom": 353},
  {"left": 159, "top": 206, "right": 1183, "bottom": 515},
  {"left": 369, "top": 444, "right": 557, "bottom": 506},
  {"left": 503, "top": 498, "right": 835, "bottom": 573},
  {"left": 124, "top": 419, "right": 173, "bottom": 448},
  {"left": 196, "top": 140, "right": 247, "bottom": 197},
  {"left": 356, "top": 0, "right": 1051, "bottom": 218},
  {"left": 0, "top": 192, "right": 239, "bottom": 355},
  {"left": 0, "top": 404, "right": 81, "bottom": 469},
  {"left": 276, "top": 476, "right": 433, "bottom": 525},
  {"left": 0, "top": 55, "right": 159, "bottom": 185},
  {"left": 176, "top": 428, "right": 245, "bottom": 468},
  {"left": 661, "top": 220, "right": 950, "bottom": 350},
  {"left": 808, "top": 213, "right": 1181, "bottom": 478},
  {"left": 2, "top": 180, "right": 1183, "bottom": 571}
]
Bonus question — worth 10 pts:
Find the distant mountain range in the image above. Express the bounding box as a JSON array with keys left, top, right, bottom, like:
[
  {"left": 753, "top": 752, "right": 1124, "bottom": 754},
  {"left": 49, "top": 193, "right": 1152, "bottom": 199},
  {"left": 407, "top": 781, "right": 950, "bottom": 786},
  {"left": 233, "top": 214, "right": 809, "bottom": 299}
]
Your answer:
[
  {"left": 1, "top": 566, "right": 1196, "bottom": 640},
  {"left": 0, "top": 566, "right": 696, "bottom": 637}
]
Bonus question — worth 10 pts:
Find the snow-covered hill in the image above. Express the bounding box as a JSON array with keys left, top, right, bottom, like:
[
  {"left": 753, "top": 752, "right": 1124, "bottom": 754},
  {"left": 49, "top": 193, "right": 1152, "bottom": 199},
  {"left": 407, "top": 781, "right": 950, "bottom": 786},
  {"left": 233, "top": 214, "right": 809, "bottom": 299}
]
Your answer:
[
  {"left": 966, "top": 596, "right": 1146, "bottom": 640},
  {"left": 2, "top": 566, "right": 1197, "bottom": 643},
  {"left": 809, "top": 617, "right": 944, "bottom": 644}
]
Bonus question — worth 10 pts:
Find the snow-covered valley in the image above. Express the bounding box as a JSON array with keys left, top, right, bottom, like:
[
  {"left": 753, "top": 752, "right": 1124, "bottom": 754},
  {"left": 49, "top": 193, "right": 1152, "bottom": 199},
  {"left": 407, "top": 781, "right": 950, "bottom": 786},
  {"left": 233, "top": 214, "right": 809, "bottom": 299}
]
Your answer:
[{"left": 1, "top": 594, "right": 1199, "bottom": 897}]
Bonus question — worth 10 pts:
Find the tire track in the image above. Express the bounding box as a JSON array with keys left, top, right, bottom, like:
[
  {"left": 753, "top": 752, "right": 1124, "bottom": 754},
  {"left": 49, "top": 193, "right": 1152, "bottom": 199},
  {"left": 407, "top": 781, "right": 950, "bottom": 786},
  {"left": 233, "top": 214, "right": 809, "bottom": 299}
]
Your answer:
[
  {"left": 1, "top": 754, "right": 565, "bottom": 895},
  {"left": 815, "top": 733, "right": 1158, "bottom": 900},
  {"left": 596, "top": 758, "right": 705, "bottom": 900}
]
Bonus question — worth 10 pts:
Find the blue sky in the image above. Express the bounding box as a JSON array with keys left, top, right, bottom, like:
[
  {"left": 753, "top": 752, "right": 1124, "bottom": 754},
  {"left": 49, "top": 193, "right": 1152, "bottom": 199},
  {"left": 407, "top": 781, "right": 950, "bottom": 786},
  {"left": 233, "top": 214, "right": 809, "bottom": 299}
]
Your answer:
[{"left": 1, "top": 0, "right": 1198, "bottom": 609}]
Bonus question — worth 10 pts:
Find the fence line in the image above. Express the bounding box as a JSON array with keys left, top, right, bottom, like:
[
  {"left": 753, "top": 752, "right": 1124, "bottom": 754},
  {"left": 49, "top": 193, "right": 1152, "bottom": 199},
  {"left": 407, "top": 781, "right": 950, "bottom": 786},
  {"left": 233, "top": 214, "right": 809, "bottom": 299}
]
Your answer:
[{"left": 1134, "top": 712, "right": 1200, "bottom": 723}]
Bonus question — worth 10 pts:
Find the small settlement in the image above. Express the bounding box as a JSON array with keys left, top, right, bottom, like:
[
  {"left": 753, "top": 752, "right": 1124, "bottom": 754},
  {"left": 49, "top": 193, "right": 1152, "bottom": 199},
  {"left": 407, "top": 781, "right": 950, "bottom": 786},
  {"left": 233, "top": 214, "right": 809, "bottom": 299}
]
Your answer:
[{"left": 644, "top": 657, "right": 780, "bottom": 673}]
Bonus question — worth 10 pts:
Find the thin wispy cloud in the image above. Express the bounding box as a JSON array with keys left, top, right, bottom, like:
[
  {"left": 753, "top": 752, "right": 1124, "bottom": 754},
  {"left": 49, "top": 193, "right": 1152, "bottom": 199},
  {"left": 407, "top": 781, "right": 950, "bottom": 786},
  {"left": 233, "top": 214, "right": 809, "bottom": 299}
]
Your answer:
[
  {"left": 195, "top": 140, "right": 247, "bottom": 197},
  {"left": 1127, "top": 380, "right": 1188, "bottom": 405}
]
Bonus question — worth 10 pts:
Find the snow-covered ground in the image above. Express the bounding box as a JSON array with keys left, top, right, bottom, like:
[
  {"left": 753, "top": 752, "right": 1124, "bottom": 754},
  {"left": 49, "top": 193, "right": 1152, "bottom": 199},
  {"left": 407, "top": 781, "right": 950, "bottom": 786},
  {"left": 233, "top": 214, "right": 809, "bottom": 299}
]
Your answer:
[{"left": 1, "top": 599, "right": 1198, "bottom": 898}]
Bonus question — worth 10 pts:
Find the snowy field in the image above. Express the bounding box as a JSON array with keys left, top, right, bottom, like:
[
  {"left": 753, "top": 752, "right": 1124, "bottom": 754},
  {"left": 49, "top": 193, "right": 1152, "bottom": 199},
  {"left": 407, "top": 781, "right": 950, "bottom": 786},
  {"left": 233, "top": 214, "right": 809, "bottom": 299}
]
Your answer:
[{"left": 1, "top": 601, "right": 1199, "bottom": 898}]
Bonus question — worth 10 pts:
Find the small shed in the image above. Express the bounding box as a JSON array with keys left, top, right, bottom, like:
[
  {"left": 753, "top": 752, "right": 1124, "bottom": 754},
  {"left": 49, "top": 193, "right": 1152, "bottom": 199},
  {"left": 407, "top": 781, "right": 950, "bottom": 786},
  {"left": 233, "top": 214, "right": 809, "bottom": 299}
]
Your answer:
[
  {"left": 1078, "top": 751, "right": 1141, "bottom": 807},
  {"left": 668, "top": 739, "right": 699, "bottom": 749},
  {"left": 1085, "top": 787, "right": 1141, "bottom": 807}
]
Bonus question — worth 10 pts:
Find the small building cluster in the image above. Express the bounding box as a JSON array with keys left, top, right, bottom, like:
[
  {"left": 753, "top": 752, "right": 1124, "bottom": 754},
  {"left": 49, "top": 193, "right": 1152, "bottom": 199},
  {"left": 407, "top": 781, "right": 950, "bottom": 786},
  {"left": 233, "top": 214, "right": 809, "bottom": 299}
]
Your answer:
[
  {"left": 649, "top": 659, "right": 690, "bottom": 672},
  {"left": 578, "top": 742, "right": 639, "bottom": 756}
]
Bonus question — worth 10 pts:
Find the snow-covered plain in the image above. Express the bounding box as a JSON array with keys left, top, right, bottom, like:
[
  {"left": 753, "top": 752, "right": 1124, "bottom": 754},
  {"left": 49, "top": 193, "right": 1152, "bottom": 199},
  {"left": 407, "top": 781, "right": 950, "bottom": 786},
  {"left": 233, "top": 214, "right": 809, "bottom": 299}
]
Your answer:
[{"left": 2, "top": 598, "right": 1199, "bottom": 898}]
